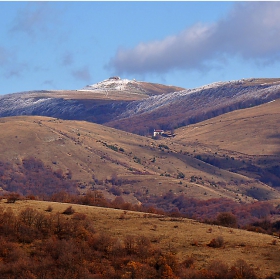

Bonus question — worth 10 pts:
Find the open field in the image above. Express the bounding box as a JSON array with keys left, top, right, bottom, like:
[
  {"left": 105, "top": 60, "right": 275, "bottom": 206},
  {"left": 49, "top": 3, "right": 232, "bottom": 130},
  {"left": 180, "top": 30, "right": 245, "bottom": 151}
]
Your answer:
[{"left": 1, "top": 198, "right": 280, "bottom": 278}]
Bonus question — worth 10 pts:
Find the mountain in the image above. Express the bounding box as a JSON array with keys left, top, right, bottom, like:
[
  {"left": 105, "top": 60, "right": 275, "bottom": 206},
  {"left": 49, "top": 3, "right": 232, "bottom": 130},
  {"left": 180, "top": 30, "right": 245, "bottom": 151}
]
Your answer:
[
  {"left": 0, "top": 78, "right": 184, "bottom": 124},
  {"left": 81, "top": 76, "right": 184, "bottom": 96},
  {"left": 1, "top": 77, "right": 280, "bottom": 135},
  {"left": 0, "top": 103, "right": 280, "bottom": 203},
  {"left": 106, "top": 78, "right": 280, "bottom": 134}
]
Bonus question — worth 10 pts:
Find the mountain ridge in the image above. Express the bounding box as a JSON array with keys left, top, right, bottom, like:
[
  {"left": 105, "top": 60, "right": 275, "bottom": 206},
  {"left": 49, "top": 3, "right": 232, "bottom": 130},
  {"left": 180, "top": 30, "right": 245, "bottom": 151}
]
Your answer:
[
  {"left": 0, "top": 77, "right": 280, "bottom": 135},
  {"left": 106, "top": 78, "right": 280, "bottom": 134}
]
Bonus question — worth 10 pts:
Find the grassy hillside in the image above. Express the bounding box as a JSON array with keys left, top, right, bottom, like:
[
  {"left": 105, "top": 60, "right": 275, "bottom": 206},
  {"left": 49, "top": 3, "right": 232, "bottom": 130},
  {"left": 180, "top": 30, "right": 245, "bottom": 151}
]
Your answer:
[
  {"left": 165, "top": 99, "right": 280, "bottom": 201},
  {"left": 174, "top": 99, "right": 280, "bottom": 156},
  {"left": 0, "top": 198, "right": 279, "bottom": 278},
  {"left": 0, "top": 114, "right": 278, "bottom": 204}
]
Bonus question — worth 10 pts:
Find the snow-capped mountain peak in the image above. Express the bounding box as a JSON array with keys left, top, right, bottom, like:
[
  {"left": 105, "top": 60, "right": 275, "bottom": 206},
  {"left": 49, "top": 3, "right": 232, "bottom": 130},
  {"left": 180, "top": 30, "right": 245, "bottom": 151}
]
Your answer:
[{"left": 80, "top": 77, "right": 140, "bottom": 92}]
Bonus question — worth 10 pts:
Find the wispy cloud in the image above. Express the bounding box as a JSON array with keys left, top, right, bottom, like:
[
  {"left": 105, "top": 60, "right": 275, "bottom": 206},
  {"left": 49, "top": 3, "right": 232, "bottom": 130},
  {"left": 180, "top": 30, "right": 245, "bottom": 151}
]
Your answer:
[
  {"left": 108, "top": 2, "right": 280, "bottom": 75},
  {"left": 72, "top": 66, "right": 91, "bottom": 82},
  {"left": 42, "top": 80, "right": 56, "bottom": 88},
  {"left": 10, "top": 2, "right": 57, "bottom": 39},
  {"left": 61, "top": 52, "right": 74, "bottom": 67},
  {"left": 5, "top": 61, "right": 30, "bottom": 79},
  {"left": 0, "top": 46, "right": 11, "bottom": 66},
  {"left": 0, "top": 46, "right": 28, "bottom": 78}
]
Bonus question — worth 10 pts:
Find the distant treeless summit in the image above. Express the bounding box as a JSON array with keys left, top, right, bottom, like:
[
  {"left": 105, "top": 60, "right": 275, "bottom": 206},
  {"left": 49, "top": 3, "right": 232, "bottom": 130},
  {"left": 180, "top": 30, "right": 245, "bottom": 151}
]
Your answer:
[
  {"left": 80, "top": 76, "right": 185, "bottom": 96},
  {"left": 0, "top": 77, "right": 279, "bottom": 135}
]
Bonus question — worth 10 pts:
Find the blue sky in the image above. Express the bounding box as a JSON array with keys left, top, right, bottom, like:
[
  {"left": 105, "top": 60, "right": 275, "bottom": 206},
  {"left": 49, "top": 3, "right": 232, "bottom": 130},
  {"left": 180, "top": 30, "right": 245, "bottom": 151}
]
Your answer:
[{"left": 1, "top": 1, "right": 280, "bottom": 95}]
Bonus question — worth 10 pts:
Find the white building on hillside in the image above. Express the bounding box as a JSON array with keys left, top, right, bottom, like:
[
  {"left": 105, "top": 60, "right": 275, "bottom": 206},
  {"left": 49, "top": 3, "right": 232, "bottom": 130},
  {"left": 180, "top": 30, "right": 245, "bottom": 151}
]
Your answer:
[{"left": 153, "top": 129, "right": 164, "bottom": 137}]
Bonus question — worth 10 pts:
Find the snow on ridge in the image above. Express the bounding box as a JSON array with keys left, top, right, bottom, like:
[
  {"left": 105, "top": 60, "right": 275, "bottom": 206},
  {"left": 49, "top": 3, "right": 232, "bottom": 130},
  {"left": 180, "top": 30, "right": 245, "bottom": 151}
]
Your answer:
[
  {"left": 120, "top": 80, "right": 232, "bottom": 117},
  {"left": 117, "top": 78, "right": 280, "bottom": 119},
  {"left": 80, "top": 77, "right": 139, "bottom": 92},
  {"left": 0, "top": 95, "right": 53, "bottom": 113},
  {"left": 1, "top": 77, "right": 279, "bottom": 120}
]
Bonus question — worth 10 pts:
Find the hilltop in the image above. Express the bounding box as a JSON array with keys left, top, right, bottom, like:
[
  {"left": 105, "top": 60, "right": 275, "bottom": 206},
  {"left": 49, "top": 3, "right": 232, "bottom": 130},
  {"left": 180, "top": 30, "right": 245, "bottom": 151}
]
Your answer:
[
  {"left": 106, "top": 78, "right": 280, "bottom": 134},
  {"left": 81, "top": 76, "right": 184, "bottom": 97},
  {"left": 0, "top": 77, "right": 279, "bottom": 135},
  {"left": 0, "top": 77, "right": 183, "bottom": 124}
]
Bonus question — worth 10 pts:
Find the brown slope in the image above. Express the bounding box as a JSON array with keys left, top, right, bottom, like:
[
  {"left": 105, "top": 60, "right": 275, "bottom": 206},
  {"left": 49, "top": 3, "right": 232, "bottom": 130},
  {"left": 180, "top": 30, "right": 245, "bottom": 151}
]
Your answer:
[
  {"left": 174, "top": 99, "right": 280, "bottom": 156},
  {"left": 2, "top": 198, "right": 280, "bottom": 279},
  {"left": 105, "top": 78, "right": 280, "bottom": 135},
  {"left": 24, "top": 81, "right": 184, "bottom": 101},
  {"left": 158, "top": 99, "right": 280, "bottom": 200},
  {"left": 0, "top": 115, "right": 279, "bottom": 203}
]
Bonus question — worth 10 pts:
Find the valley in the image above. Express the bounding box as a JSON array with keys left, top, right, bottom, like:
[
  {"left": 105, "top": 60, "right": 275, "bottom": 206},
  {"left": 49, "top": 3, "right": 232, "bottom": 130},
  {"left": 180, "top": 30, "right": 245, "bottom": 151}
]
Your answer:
[
  {"left": 0, "top": 77, "right": 280, "bottom": 278},
  {"left": 1, "top": 105, "right": 279, "bottom": 205}
]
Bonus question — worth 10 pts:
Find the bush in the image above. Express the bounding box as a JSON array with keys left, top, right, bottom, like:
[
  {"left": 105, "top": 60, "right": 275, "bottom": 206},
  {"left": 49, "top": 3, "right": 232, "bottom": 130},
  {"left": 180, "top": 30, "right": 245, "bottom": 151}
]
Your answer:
[
  {"left": 182, "top": 256, "right": 195, "bottom": 268},
  {"left": 177, "top": 172, "right": 185, "bottom": 179},
  {"left": 6, "top": 193, "right": 20, "bottom": 203},
  {"left": 45, "top": 205, "right": 53, "bottom": 212},
  {"left": 229, "top": 259, "right": 256, "bottom": 278},
  {"left": 207, "top": 236, "right": 224, "bottom": 248},
  {"left": 62, "top": 206, "right": 75, "bottom": 215},
  {"left": 207, "top": 259, "right": 229, "bottom": 278},
  {"left": 216, "top": 212, "right": 237, "bottom": 228}
]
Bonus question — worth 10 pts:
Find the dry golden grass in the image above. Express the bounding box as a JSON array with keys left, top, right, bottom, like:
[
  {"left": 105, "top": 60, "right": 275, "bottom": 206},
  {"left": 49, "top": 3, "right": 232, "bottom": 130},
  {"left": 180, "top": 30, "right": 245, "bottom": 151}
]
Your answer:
[
  {"left": 0, "top": 112, "right": 279, "bottom": 203},
  {"left": 174, "top": 99, "right": 280, "bottom": 156},
  {"left": 158, "top": 99, "right": 280, "bottom": 202},
  {"left": 26, "top": 90, "right": 150, "bottom": 101},
  {"left": 24, "top": 82, "right": 184, "bottom": 101},
  {"left": 1, "top": 198, "right": 279, "bottom": 278}
]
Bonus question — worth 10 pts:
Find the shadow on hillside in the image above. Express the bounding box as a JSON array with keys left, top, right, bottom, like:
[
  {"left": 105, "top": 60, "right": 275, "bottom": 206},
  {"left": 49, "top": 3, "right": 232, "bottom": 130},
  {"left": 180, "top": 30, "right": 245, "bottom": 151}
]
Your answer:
[{"left": 192, "top": 152, "right": 280, "bottom": 193}]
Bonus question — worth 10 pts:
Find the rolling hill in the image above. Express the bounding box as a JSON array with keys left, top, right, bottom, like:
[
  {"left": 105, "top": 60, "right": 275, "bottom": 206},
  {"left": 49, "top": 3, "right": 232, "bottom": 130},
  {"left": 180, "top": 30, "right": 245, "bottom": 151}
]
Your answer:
[
  {"left": 0, "top": 78, "right": 280, "bottom": 136},
  {"left": 106, "top": 78, "right": 280, "bottom": 134},
  {"left": 170, "top": 99, "right": 280, "bottom": 192},
  {"left": 0, "top": 100, "right": 279, "bottom": 204},
  {"left": 0, "top": 78, "right": 184, "bottom": 124},
  {"left": 1, "top": 77, "right": 280, "bottom": 279},
  {"left": 1, "top": 198, "right": 280, "bottom": 279}
]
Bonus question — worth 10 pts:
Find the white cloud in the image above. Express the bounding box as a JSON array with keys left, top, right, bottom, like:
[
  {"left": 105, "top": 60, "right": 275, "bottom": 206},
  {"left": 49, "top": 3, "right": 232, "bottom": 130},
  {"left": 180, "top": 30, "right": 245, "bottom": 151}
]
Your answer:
[{"left": 108, "top": 2, "right": 280, "bottom": 75}]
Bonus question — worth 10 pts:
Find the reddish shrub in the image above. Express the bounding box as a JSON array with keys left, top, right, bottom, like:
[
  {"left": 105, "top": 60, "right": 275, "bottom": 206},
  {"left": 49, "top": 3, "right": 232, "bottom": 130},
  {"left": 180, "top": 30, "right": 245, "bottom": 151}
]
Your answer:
[
  {"left": 62, "top": 206, "right": 75, "bottom": 215},
  {"left": 229, "top": 259, "right": 257, "bottom": 278},
  {"left": 207, "top": 236, "right": 224, "bottom": 248},
  {"left": 6, "top": 193, "right": 21, "bottom": 203},
  {"left": 216, "top": 212, "right": 237, "bottom": 228}
]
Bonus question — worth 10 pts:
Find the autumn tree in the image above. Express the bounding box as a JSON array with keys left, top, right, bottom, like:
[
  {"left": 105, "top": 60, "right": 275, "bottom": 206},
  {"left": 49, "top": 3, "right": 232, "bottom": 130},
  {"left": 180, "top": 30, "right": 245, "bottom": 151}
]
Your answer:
[{"left": 216, "top": 212, "right": 237, "bottom": 228}]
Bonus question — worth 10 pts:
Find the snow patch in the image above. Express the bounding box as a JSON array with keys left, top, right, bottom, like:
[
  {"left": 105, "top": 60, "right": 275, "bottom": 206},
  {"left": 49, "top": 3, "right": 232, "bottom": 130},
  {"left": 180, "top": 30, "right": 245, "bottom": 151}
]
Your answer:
[
  {"left": 79, "top": 78, "right": 140, "bottom": 92},
  {"left": 116, "top": 79, "right": 280, "bottom": 119}
]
